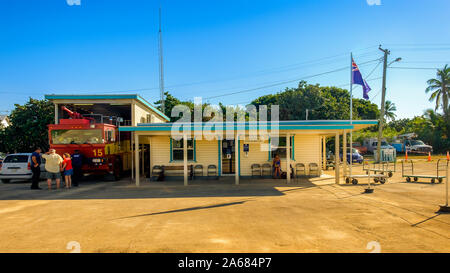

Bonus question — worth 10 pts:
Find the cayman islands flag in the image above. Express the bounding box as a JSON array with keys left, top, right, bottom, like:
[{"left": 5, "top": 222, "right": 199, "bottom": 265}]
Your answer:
[{"left": 352, "top": 58, "right": 371, "bottom": 100}]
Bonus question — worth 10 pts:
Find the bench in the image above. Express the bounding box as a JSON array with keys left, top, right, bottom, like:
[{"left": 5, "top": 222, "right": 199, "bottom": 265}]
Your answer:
[{"left": 152, "top": 165, "right": 193, "bottom": 181}]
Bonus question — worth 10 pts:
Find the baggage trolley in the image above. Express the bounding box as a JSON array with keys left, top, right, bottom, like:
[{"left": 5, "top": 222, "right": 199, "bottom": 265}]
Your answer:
[
  {"left": 401, "top": 159, "right": 447, "bottom": 183},
  {"left": 363, "top": 160, "right": 396, "bottom": 178}
]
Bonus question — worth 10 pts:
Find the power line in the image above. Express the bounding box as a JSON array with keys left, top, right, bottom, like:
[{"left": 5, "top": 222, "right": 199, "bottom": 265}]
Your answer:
[
  {"left": 389, "top": 66, "right": 438, "bottom": 70},
  {"left": 203, "top": 59, "right": 381, "bottom": 101}
]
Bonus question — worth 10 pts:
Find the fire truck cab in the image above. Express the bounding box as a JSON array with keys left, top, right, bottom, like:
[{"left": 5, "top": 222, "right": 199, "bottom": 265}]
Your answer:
[{"left": 45, "top": 94, "right": 170, "bottom": 180}]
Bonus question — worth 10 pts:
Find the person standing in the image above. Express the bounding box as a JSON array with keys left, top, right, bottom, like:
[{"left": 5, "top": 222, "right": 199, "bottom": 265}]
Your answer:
[
  {"left": 71, "top": 150, "right": 83, "bottom": 187},
  {"left": 62, "top": 153, "right": 73, "bottom": 189},
  {"left": 272, "top": 154, "right": 281, "bottom": 179},
  {"left": 42, "top": 149, "right": 63, "bottom": 190},
  {"left": 30, "top": 147, "right": 42, "bottom": 190}
]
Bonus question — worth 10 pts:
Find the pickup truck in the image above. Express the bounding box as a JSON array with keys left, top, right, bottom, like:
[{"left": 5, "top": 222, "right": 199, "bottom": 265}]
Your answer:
[{"left": 391, "top": 139, "right": 433, "bottom": 154}]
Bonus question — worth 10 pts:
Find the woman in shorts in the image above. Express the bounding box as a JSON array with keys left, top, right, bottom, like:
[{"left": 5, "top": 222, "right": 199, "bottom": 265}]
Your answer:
[{"left": 62, "top": 153, "right": 74, "bottom": 189}]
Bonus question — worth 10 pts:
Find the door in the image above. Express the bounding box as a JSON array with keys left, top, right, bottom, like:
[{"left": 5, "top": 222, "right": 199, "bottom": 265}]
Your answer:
[{"left": 222, "top": 140, "right": 236, "bottom": 175}]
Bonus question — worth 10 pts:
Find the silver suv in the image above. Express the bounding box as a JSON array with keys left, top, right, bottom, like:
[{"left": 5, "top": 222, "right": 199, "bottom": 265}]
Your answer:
[{"left": 0, "top": 153, "right": 46, "bottom": 183}]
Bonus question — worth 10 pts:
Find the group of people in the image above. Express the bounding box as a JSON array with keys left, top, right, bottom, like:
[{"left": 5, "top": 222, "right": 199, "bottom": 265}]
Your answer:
[{"left": 30, "top": 148, "right": 83, "bottom": 190}]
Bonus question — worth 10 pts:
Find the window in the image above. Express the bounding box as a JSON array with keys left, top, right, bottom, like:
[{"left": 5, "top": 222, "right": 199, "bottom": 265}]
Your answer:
[
  {"left": 270, "top": 136, "right": 294, "bottom": 160},
  {"left": 51, "top": 129, "right": 103, "bottom": 144},
  {"left": 106, "top": 129, "right": 114, "bottom": 143},
  {"left": 4, "top": 155, "right": 29, "bottom": 163},
  {"left": 171, "top": 138, "right": 195, "bottom": 161}
]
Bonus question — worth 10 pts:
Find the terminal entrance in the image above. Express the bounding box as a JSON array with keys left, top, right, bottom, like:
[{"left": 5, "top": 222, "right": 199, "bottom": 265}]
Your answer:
[{"left": 222, "top": 140, "right": 236, "bottom": 175}]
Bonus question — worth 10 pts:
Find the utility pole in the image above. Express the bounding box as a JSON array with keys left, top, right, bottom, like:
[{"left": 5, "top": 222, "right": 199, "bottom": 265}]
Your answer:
[
  {"left": 377, "top": 46, "right": 390, "bottom": 163},
  {"left": 158, "top": 7, "right": 165, "bottom": 114}
]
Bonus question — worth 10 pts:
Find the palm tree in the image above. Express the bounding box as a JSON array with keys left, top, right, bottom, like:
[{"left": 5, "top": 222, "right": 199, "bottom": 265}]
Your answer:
[
  {"left": 425, "top": 64, "right": 450, "bottom": 117},
  {"left": 384, "top": 100, "right": 397, "bottom": 121}
]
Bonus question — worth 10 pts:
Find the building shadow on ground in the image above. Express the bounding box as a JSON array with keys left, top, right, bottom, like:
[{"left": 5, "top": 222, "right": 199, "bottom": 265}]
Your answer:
[{"left": 0, "top": 175, "right": 328, "bottom": 201}]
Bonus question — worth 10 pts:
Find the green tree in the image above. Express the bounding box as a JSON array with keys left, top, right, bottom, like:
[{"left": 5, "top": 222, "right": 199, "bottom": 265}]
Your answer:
[
  {"left": 426, "top": 64, "right": 450, "bottom": 116},
  {"left": 0, "top": 98, "right": 54, "bottom": 153},
  {"left": 384, "top": 100, "right": 397, "bottom": 121},
  {"left": 251, "top": 81, "right": 379, "bottom": 121}
]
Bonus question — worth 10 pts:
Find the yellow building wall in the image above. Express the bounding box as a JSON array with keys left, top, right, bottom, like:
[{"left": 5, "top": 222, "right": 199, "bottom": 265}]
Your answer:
[
  {"left": 149, "top": 136, "right": 219, "bottom": 176},
  {"left": 239, "top": 140, "right": 270, "bottom": 176},
  {"left": 239, "top": 135, "right": 321, "bottom": 176},
  {"left": 133, "top": 101, "right": 165, "bottom": 126},
  {"left": 148, "top": 134, "right": 322, "bottom": 177}
]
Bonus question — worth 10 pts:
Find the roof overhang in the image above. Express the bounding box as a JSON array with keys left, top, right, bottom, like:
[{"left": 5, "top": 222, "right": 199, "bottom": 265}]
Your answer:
[
  {"left": 45, "top": 94, "right": 170, "bottom": 122},
  {"left": 119, "top": 120, "right": 378, "bottom": 134}
]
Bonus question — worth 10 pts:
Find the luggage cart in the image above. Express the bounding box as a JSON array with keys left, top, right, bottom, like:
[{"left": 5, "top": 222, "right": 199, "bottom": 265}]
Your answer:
[
  {"left": 363, "top": 160, "right": 396, "bottom": 178},
  {"left": 402, "top": 159, "right": 447, "bottom": 183},
  {"left": 345, "top": 173, "right": 389, "bottom": 185}
]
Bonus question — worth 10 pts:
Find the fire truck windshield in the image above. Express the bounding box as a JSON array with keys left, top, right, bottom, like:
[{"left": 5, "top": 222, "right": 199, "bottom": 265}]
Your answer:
[{"left": 51, "top": 129, "right": 103, "bottom": 144}]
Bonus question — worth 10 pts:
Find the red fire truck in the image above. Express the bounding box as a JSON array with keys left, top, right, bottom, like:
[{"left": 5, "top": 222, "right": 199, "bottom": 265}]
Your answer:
[{"left": 48, "top": 106, "right": 131, "bottom": 180}]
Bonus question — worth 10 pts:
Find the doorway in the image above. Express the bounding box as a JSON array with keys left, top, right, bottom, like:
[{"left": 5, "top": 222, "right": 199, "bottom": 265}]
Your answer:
[{"left": 222, "top": 140, "right": 236, "bottom": 175}]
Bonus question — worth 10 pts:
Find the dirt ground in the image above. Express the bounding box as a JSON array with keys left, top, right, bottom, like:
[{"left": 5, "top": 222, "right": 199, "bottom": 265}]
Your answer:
[{"left": 0, "top": 161, "right": 449, "bottom": 253}]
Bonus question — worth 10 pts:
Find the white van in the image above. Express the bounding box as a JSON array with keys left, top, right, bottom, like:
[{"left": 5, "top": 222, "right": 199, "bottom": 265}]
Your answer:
[{"left": 0, "top": 153, "right": 46, "bottom": 183}]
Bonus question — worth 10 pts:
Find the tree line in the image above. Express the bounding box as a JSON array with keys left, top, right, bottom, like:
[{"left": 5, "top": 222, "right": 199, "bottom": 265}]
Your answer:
[{"left": 0, "top": 65, "right": 448, "bottom": 154}]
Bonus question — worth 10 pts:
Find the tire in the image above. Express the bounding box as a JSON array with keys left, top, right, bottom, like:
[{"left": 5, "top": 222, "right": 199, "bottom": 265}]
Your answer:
[
  {"left": 345, "top": 177, "right": 350, "bottom": 184},
  {"left": 388, "top": 172, "right": 393, "bottom": 178},
  {"left": 374, "top": 178, "right": 379, "bottom": 183},
  {"left": 1, "top": 179, "right": 11, "bottom": 184},
  {"left": 380, "top": 178, "right": 386, "bottom": 184},
  {"left": 414, "top": 177, "right": 418, "bottom": 182},
  {"left": 431, "top": 178, "right": 435, "bottom": 184},
  {"left": 406, "top": 177, "right": 411, "bottom": 182},
  {"left": 352, "top": 179, "right": 358, "bottom": 185},
  {"left": 438, "top": 178, "right": 443, "bottom": 183}
]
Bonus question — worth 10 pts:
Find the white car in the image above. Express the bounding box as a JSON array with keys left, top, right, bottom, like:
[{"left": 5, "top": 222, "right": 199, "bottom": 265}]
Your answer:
[{"left": 0, "top": 153, "right": 46, "bottom": 183}]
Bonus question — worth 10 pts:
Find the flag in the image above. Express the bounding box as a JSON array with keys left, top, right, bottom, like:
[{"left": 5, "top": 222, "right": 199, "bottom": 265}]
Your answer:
[{"left": 352, "top": 58, "right": 371, "bottom": 100}]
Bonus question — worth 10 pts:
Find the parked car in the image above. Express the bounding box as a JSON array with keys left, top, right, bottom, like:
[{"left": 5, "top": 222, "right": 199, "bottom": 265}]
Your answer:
[
  {"left": 340, "top": 148, "right": 364, "bottom": 164},
  {"left": 352, "top": 142, "right": 367, "bottom": 155},
  {"left": 0, "top": 153, "right": 46, "bottom": 183}
]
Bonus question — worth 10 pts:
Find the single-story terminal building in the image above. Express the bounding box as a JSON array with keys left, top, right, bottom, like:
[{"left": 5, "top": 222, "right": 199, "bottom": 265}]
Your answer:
[{"left": 120, "top": 120, "right": 378, "bottom": 186}]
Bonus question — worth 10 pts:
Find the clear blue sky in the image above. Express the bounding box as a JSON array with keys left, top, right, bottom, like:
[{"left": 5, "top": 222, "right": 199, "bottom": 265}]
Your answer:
[{"left": 0, "top": 0, "right": 449, "bottom": 119}]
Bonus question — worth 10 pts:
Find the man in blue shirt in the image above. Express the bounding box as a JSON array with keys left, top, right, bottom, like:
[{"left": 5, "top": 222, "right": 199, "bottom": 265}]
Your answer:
[
  {"left": 30, "top": 147, "right": 42, "bottom": 190},
  {"left": 71, "top": 150, "right": 83, "bottom": 187}
]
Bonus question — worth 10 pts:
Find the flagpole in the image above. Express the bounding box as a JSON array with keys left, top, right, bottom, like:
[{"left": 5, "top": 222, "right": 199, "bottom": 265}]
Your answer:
[{"left": 349, "top": 53, "right": 353, "bottom": 180}]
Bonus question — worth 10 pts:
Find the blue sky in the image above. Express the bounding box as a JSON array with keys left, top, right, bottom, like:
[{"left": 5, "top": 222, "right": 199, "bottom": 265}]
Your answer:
[{"left": 0, "top": 0, "right": 449, "bottom": 119}]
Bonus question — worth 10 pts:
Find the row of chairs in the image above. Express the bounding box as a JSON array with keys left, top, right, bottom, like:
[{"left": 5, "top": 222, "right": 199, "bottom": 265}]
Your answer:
[
  {"left": 152, "top": 164, "right": 219, "bottom": 180},
  {"left": 250, "top": 163, "right": 320, "bottom": 177},
  {"left": 193, "top": 164, "right": 218, "bottom": 178}
]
